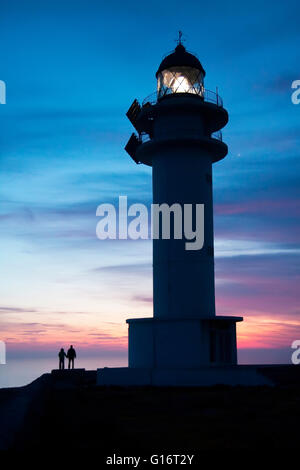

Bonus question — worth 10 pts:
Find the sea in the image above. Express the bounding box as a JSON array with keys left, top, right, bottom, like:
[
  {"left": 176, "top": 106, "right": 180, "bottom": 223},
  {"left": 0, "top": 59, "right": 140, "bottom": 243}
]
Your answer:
[{"left": 0, "top": 354, "right": 127, "bottom": 388}]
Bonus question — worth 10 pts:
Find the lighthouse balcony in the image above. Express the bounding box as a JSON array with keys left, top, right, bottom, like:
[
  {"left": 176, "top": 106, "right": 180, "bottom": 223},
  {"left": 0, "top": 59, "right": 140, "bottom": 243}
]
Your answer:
[
  {"left": 136, "top": 92, "right": 228, "bottom": 137},
  {"left": 142, "top": 88, "right": 223, "bottom": 107},
  {"left": 125, "top": 131, "right": 227, "bottom": 166}
]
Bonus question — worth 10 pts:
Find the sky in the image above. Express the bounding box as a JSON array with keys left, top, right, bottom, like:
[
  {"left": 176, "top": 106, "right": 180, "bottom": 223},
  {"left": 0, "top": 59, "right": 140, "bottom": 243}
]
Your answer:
[{"left": 0, "top": 0, "right": 300, "bottom": 379}]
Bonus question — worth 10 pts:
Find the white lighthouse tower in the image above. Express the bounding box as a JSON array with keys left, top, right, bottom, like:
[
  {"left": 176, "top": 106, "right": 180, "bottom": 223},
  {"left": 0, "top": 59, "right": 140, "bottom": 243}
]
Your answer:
[
  {"left": 124, "top": 41, "right": 242, "bottom": 374},
  {"left": 97, "top": 41, "right": 271, "bottom": 386}
]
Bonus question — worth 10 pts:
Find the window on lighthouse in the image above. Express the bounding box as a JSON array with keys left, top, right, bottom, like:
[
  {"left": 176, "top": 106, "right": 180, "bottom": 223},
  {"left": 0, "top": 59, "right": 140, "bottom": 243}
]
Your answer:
[{"left": 157, "top": 66, "right": 204, "bottom": 99}]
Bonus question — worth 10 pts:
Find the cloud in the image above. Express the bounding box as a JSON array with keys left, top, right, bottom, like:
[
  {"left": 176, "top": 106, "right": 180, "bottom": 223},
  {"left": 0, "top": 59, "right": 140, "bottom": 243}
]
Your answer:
[
  {"left": 238, "top": 347, "right": 293, "bottom": 364},
  {"left": 215, "top": 251, "right": 300, "bottom": 319},
  {"left": 1, "top": 320, "right": 128, "bottom": 348},
  {"left": 215, "top": 199, "right": 300, "bottom": 217},
  {"left": 132, "top": 295, "right": 153, "bottom": 304},
  {"left": 0, "top": 306, "right": 38, "bottom": 314},
  {"left": 92, "top": 262, "right": 151, "bottom": 274},
  {"left": 88, "top": 333, "right": 127, "bottom": 340},
  {"left": 253, "top": 75, "right": 296, "bottom": 95},
  {"left": 6, "top": 345, "right": 128, "bottom": 359},
  {"left": 0, "top": 306, "right": 93, "bottom": 316},
  {"left": 215, "top": 251, "right": 300, "bottom": 277}
]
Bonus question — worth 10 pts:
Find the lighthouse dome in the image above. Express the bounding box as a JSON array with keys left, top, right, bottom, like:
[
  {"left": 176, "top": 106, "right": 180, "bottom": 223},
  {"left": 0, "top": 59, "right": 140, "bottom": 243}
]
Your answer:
[
  {"left": 156, "top": 44, "right": 205, "bottom": 77},
  {"left": 156, "top": 44, "right": 206, "bottom": 99}
]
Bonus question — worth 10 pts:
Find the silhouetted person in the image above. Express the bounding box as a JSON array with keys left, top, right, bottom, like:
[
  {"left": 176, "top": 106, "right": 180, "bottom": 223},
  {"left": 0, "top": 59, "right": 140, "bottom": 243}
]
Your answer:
[
  {"left": 67, "top": 345, "right": 76, "bottom": 369},
  {"left": 58, "top": 348, "right": 66, "bottom": 370}
]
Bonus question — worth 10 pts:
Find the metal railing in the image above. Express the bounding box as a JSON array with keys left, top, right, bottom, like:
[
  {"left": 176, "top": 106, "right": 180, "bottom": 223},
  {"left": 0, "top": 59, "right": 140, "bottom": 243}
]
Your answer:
[
  {"left": 204, "top": 89, "right": 223, "bottom": 107},
  {"left": 142, "top": 88, "right": 223, "bottom": 107},
  {"left": 138, "top": 130, "right": 223, "bottom": 144}
]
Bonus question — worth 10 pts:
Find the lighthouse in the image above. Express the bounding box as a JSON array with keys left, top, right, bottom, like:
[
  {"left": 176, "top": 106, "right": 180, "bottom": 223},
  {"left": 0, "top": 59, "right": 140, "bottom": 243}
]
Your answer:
[
  {"left": 97, "top": 40, "right": 266, "bottom": 386},
  {"left": 125, "top": 40, "right": 243, "bottom": 370}
]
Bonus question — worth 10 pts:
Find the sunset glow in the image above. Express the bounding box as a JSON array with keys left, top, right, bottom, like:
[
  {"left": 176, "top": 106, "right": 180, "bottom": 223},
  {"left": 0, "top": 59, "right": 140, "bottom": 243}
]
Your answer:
[{"left": 0, "top": 0, "right": 299, "bottom": 373}]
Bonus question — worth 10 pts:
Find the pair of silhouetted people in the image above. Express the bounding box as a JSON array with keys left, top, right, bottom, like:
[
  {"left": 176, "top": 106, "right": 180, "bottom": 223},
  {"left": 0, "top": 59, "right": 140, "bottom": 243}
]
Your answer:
[{"left": 58, "top": 345, "right": 77, "bottom": 370}]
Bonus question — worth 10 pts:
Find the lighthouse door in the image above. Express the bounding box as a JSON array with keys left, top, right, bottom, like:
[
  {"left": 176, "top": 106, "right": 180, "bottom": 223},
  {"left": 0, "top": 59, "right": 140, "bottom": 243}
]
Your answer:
[{"left": 209, "top": 323, "right": 232, "bottom": 364}]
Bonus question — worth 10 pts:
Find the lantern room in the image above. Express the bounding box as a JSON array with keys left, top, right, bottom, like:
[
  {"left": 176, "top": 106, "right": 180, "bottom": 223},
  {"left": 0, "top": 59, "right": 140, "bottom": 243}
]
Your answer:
[{"left": 156, "top": 43, "right": 206, "bottom": 99}]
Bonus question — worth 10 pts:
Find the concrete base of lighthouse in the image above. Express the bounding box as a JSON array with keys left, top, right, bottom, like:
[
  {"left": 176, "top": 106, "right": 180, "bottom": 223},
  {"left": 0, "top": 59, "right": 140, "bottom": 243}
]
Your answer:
[
  {"left": 126, "top": 317, "right": 241, "bottom": 369},
  {"left": 97, "top": 365, "right": 273, "bottom": 386},
  {"left": 96, "top": 315, "right": 273, "bottom": 387}
]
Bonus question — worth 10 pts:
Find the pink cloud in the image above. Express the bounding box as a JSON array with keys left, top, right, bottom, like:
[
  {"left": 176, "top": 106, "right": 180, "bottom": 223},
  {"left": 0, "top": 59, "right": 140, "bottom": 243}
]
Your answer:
[{"left": 215, "top": 199, "right": 300, "bottom": 216}]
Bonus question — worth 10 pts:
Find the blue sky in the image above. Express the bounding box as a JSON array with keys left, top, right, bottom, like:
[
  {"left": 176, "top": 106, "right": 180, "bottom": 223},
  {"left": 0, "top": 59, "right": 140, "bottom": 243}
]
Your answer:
[{"left": 0, "top": 0, "right": 299, "bottom": 367}]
